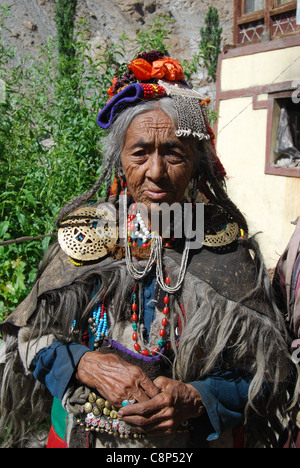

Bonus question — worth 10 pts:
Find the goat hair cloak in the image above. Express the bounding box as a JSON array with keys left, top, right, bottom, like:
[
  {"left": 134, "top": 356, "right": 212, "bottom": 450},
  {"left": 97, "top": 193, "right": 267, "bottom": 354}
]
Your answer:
[{"left": 0, "top": 232, "right": 297, "bottom": 447}]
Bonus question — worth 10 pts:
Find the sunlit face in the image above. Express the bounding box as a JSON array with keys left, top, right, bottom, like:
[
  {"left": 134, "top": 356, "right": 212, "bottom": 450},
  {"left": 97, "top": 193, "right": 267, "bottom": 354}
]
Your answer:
[{"left": 121, "top": 109, "right": 194, "bottom": 215}]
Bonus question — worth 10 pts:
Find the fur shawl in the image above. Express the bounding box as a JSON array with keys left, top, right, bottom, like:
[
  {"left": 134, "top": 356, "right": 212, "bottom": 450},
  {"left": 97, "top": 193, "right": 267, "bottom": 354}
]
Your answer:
[{"left": 0, "top": 235, "right": 298, "bottom": 447}]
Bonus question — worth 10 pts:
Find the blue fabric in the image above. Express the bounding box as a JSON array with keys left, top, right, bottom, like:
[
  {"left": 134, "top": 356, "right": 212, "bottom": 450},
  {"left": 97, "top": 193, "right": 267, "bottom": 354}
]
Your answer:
[
  {"left": 142, "top": 271, "right": 156, "bottom": 340},
  {"left": 32, "top": 341, "right": 89, "bottom": 401},
  {"left": 97, "top": 83, "right": 144, "bottom": 129},
  {"left": 189, "top": 370, "right": 251, "bottom": 440}
]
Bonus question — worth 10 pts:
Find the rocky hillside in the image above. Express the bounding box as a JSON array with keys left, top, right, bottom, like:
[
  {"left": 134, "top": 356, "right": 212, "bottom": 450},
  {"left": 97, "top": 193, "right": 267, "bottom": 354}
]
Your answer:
[{"left": 1, "top": 0, "right": 234, "bottom": 101}]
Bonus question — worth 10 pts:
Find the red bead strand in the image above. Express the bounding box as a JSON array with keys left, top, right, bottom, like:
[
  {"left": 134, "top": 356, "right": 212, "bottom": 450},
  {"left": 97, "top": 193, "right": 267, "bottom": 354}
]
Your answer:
[{"left": 131, "top": 275, "right": 170, "bottom": 356}]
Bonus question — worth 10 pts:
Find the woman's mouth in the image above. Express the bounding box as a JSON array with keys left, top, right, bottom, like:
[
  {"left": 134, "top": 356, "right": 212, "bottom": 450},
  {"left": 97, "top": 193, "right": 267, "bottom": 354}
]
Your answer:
[{"left": 144, "top": 190, "right": 170, "bottom": 200}]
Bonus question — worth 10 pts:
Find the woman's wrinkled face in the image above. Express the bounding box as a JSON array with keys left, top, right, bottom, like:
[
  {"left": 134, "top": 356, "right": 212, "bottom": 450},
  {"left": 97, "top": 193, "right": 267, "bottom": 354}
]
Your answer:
[{"left": 121, "top": 109, "right": 194, "bottom": 213}]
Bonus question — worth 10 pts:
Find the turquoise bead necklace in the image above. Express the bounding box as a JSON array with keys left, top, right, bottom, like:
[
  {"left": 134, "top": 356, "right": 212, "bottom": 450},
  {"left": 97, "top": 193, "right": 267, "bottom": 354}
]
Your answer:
[{"left": 88, "top": 301, "right": 108, "bottom": 349}]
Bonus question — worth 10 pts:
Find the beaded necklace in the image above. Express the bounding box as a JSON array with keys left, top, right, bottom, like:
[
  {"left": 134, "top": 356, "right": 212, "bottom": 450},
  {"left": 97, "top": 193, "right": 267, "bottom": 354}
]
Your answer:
[
  {"left": 77, "top": 200, "right": 179, "bottom": 355},
  {"left": 131, "top": 276, "right": 171, "bottom": 357},
  {"left": 126, "top": 202, "right": 173, "bottom": 356},
  {"left": 127, "top": 203, "right": 152, "bottom": 248},
  {"left": 123, "top": 193, "right": 190, "bottom": 292},
  {"left": 88, "top": 301, "right": 108, "bottom": 349}
]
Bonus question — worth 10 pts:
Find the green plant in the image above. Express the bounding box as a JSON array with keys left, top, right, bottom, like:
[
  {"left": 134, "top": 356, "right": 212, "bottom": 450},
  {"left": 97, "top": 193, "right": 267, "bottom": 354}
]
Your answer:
[
  {"left": 0, "top": 7, "right": 127, "bottom": 321},
  {"left": 200, "top": 6, "right": 222, "bottom": 81},
  {"left": 182, "top": 50, "right": 206, "bottom": 83},
  {"left": 54, "top": 0, "right": 77, "bottom": 62},
  {"left": 136, "top": 16, "right": 174, "bottom": 54}
]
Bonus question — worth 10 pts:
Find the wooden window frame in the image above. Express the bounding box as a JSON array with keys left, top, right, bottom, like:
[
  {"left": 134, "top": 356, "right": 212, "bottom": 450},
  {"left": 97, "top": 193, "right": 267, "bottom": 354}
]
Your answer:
[
  {"left": 215, "top": 38, "right": 300, "bottom": 179},
  {"left": 271, "top": 0, "right": 298, "bottom": 15},
  {"left": 263, "top": 87, "right": 300, "bottom": 177},
  {"left": 234, "top": 0, "right": 298, "bottom": 44}
]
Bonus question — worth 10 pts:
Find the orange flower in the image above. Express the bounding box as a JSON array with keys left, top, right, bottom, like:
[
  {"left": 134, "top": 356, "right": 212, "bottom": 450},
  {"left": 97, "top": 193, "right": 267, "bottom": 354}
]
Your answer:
[
  {"left": 151, "top": 58, "right": 184, "bottom": 81},
  {"left": 107, "top": 77, "right": 118, "bottom": 96},
  {"left": 128, "top": 57, "right": 184, "bottom": 81},
  {"left": 128, "top": 58, "right": 153, "bottom": 80}
]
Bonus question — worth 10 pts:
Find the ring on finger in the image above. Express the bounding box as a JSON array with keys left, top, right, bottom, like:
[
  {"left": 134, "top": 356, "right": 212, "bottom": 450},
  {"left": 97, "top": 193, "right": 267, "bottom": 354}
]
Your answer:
[{"left": 122, "top": 399, "right": 136, "bottom": 406}]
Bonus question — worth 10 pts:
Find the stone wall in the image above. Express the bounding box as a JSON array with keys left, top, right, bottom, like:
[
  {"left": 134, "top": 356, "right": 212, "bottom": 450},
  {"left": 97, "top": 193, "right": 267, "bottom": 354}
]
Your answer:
[{"left": 2, "top": 0, "right": 234, "bottom": 96}]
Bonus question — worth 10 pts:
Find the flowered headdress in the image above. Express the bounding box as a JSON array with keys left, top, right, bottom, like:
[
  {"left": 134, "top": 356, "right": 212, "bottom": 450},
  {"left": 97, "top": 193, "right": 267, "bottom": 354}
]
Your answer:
[
  {"left": 97, "top": 50, "right": 226, "bottom": 180},
  {"left": 98, "top": 52, "right": 209, "bottom": 137}
]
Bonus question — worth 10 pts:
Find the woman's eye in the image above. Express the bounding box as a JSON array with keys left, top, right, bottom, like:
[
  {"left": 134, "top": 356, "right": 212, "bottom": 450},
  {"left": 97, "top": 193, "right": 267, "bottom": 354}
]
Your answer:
[
  {"left": 130, "top": 149, "right": 186, "bottom": 162},
  {"left": 166, "top": 151, "right": 185, "bottom": 161},
  {"left": 132, "top": 149, "right": 148, "bottom": 157}
]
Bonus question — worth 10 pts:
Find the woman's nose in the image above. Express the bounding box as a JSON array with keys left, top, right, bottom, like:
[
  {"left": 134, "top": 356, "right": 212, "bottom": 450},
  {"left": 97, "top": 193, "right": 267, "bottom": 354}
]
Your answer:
[{"left": 147, "top": 152, "right": 167, "bottom": 181}]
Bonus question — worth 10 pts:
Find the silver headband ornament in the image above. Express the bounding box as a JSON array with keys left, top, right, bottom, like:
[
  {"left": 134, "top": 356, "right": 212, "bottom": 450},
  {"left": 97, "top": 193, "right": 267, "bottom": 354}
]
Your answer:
[{"left": 158, "top": 80, "right": 211, "bottom": 141}]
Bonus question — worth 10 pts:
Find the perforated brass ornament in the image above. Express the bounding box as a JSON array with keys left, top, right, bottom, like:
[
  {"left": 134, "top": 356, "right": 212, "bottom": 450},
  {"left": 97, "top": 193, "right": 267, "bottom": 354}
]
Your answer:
[
  {"left": 58, "top": 205, "right": 118, "bottom": 261},
  {"left": 203, "top": 222, "right": 240, "bottom": 248}
]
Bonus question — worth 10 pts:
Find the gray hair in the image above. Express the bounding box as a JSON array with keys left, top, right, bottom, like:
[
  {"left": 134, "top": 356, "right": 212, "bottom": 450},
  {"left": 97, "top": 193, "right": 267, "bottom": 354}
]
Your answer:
[
  {"left": 103, "top": 97, "right": 180, "bottom": 170},
  {"left": 56, "top": 98, "right": 248, "bottom": 232}
]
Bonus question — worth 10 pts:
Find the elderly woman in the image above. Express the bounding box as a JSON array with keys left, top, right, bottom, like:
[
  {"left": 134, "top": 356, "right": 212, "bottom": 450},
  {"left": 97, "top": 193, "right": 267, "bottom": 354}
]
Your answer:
[{"left": 0, "top": 51, "right": 297, "bottom": 449}]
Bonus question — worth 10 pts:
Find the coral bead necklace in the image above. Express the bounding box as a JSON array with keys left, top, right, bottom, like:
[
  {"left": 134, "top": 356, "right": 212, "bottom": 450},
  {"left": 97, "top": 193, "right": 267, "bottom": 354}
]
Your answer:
[
  {"left": 131, "top": 275, "right": 171, "bottom": 357},
  {"left": 125, "top": 199, "right": 179, "bottom": 356}
]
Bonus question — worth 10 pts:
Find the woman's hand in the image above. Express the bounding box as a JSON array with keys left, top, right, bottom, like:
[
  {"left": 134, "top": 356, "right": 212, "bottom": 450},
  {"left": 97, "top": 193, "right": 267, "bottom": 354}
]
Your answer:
[
  {"left": 117, "top": 376, "right": 204, "bottom": 435},
  {"left": 76, "top": 351, "right": 160, "bottom": 408}
]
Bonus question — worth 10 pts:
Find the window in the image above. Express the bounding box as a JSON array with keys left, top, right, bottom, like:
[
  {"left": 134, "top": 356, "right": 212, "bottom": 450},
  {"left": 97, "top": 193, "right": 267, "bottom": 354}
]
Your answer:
[
  {"left": 271, "top": 97, "right": 300, "bottom": 169},
  {"left": 234, "top": 0, "right": 299, "bottom": 45},
  {"left": 244, "top": 0, "right": 265, "bottom": 14},
  {"left": 265, "top": 89, "right": 300, "bottom": 176},
  {"left": 275, "top": 0, "right": 295, "bottom": 6}
]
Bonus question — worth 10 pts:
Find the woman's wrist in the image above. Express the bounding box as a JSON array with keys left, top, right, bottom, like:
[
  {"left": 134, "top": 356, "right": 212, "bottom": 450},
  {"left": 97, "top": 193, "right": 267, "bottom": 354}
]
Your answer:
[{"left": 185, "top": 383, "right": 205, "bottom": 419}]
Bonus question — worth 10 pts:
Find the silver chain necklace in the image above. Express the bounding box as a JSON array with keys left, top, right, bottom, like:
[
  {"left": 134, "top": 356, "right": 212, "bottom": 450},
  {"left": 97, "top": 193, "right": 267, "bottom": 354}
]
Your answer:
[{"left": 123, "top": 192, "right": 190, "bottom": 293}]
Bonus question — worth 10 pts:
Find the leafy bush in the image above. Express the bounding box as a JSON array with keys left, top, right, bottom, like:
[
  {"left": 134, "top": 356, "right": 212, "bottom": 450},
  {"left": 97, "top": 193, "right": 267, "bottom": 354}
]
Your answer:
[
  {"left": 136, "top": 16, "right": 174, "bottom": 54},
  {"left": 0, "top": 8, "right": 123, "bottom": 317},
  {"left": 200, "top": 6, "right": 222, "bottom": 81},
  {"left": 55, "top": 0, "right": 77, "bottom": 61}
]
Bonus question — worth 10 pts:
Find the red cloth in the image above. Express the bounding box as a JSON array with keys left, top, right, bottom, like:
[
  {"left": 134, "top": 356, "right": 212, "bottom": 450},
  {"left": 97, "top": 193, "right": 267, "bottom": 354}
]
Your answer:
[
  {"left": 283, "top": 426, "right": 300, "bottom": 448},
  {"left": 233, "top": 426, "right": 244, "bottom": 448},
  {"left": 46, "top": 425, "right": 68, "bottom": 449}
]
